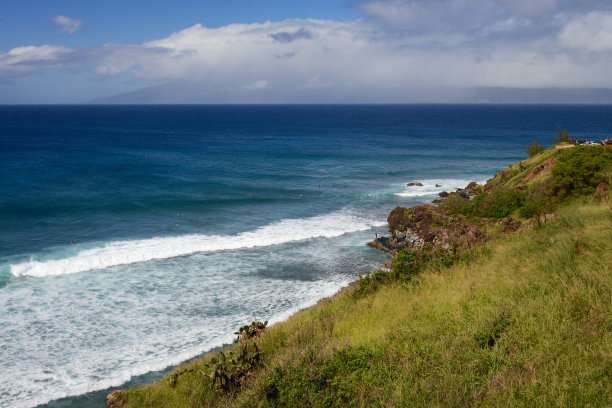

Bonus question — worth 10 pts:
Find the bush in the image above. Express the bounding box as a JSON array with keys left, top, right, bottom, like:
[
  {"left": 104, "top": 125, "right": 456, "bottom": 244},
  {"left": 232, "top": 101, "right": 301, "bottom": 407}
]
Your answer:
[
  {"left": 438, "top": 195, "right": 472, "bottom": 214},
  {"left": 549, "top": 146, "right": 612, "bottom": 198},
  {"left": 518, "top": 199, "right": 547, "bottom": 219},
  {"left": 526, "top": 140, "right": 545, "bottom": 157},
  {"left": 470, "top": 189, "right": 525, "bottom": 218},
  {"left": 262, "top": 346, "right": 379, "bottom": 407},
  {"left": 391, "top": 249, "right": 419, "bottom": 280},
  {"left": 353, "top": 269, "right": 392, "bottom": 298}
]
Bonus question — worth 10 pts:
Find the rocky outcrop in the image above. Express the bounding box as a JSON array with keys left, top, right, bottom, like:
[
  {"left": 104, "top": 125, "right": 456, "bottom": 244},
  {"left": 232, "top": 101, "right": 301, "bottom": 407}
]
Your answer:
[
  {"left": 371, "top": 205, "right": 486, "bottom": 254},
  {"left": 406, "top": 182, "right": 424, "bottom": 187},
  {"left": 107, "top": 391, "right": 126, "bottom": 408},
  {"left": 454, "top": 181, "right": 482, "bottom": 201}
]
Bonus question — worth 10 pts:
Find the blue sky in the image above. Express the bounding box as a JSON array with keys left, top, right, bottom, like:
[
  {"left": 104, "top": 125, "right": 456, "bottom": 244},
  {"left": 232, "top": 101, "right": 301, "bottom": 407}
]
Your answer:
[
  {"left": 2, "top": 0, "right": 612, "bottom": 103},
  {"left": 0, "top": 1, "right": 358, "bottom": 49}
]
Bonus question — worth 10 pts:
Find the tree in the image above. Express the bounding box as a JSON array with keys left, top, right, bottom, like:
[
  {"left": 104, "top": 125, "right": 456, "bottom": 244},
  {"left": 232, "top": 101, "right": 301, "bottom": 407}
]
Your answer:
[
  {"left": 526, "top": 140, "right": 544, "bottom": 157},
  {"left": 554, "top": 126, "right": 570, "bottom": 144}
]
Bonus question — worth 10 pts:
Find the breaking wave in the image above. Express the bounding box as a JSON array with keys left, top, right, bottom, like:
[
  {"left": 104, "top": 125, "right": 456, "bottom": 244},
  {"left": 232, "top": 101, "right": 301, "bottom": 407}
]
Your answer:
[{"left": 10, "top": 210, "right": 385, "bottom": 278}]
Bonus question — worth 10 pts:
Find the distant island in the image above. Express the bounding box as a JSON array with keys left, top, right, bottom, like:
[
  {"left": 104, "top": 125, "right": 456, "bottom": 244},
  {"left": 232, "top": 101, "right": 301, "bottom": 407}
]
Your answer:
[{"left": 89, "top": 85, "right": 612, "bottom": 105}]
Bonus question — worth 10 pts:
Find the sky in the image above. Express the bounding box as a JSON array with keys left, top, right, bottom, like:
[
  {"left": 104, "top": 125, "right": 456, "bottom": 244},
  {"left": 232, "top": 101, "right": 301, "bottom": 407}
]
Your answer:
[{"left": 1, "top": 0, "right": 612, "bottom": 103}]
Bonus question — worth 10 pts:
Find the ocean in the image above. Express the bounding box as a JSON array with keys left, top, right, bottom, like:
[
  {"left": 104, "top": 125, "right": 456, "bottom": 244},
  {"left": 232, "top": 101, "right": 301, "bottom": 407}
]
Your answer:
[{"left": 1, "top": 104, "right": 611, "bottom": 407}]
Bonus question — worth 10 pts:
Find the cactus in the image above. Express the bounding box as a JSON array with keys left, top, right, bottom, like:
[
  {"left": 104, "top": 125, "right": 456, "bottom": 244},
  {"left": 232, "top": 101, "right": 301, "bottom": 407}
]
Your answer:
[{"left": 234, "top": 320, "right": 268, "bottom": 343}]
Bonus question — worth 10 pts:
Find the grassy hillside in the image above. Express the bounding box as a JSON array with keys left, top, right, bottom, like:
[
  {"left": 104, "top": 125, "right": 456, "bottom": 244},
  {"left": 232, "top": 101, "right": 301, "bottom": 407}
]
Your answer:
[{"left": 110, "top": 146, "right": 612, "bottom": 408}]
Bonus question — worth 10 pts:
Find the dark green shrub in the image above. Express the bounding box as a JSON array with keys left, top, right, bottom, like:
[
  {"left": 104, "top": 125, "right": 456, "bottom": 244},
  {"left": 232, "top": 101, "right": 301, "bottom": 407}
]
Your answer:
[
  {"left": 456, "top": 188, "right": 525, "bottom": 218},
  {"left": 263, "top": 346, "right": 378, "bottom": 407},
  {"left": 439, "top": 195, "right": 472, "bottom": 215},
  {"left": 353, "top": 269, "right": 392, "bottom": 298},
  {"left": 549, "top": 146, "right": 612, "bottom": 198},
  {"left": 391, "top": 249, "right": 419, "bottom": 280},
  {"left": 518, "top": 198, "right": 547, "bottom": 218}
]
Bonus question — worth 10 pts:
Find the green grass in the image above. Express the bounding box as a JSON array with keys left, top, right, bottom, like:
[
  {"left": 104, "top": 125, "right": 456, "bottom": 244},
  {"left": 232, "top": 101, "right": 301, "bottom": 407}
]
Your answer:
[{"left": 117, "top": 197, "right": 612, "bottom": 407}]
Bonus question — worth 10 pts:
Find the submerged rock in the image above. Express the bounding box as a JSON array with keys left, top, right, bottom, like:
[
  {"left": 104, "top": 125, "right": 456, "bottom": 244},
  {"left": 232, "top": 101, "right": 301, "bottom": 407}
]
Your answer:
[{"left": 406, "top": 182, "right": 424, "bottom": 187}]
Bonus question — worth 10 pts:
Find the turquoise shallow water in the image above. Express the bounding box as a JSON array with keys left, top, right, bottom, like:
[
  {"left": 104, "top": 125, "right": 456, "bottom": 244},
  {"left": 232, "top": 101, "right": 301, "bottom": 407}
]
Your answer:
[{"left": 1, "top": 104, "right": 611, "bottom": 407}]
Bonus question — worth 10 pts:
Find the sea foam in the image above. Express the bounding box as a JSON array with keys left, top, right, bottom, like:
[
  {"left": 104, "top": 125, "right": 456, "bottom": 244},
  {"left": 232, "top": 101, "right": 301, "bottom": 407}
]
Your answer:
[
  {"left": 394, "top": 178, "right": 485, "bottom": 198},
  {"left": 10, "top": 210, "right": 385, "bottom": 278}
]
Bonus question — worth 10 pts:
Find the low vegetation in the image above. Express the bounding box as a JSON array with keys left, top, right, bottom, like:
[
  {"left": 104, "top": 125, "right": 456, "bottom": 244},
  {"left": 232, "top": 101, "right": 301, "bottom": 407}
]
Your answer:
[
  {"left": 110, "top": 145, "right": 612, "bottom": 408},
  {"left": 441, "top": 145, "right": 611, "bottom": 220}
]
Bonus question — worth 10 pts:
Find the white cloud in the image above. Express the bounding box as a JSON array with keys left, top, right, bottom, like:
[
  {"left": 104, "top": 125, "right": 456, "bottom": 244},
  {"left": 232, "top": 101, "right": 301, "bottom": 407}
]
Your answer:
[
  {"left": 0, "top": 45, "right": 73, "bottom": 79},
  {"left": 52, "top": 15, "right": 83, "bottom": 35},
  {"left": 558, "top": 11, "right": 612, "bottom": 53},
  {"left": 85, "top": 18, "right": 611, "bottom": 91},
  {"left": 2, "top": 5, "right": 612, "bottom": 101}
]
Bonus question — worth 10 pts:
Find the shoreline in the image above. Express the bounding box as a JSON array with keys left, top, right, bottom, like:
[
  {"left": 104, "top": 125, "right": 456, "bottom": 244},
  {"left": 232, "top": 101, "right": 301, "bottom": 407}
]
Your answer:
[
  {"left": 37, "top": 177, "right": 491, "bottom": 407},
  {"left": 41, "top": 184, "right": 470, "bottom": 407},
  {"left": 38, "top": 275, "right": 374, "bottom": 408}
]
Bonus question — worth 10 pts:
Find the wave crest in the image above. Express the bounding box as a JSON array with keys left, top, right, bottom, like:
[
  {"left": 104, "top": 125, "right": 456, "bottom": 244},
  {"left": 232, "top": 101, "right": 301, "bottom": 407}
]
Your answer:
[{"left": 10, "top": 211, "right": 384, "bottom": 278}]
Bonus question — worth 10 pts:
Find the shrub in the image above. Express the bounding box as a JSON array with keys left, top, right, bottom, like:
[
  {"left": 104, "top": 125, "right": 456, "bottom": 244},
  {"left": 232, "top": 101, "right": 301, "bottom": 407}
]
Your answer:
[
  {"left": 438, "top": 195, "right": 472, "bottom": 215},
  {"left": 518, "top": 199, "right": 546, "bottom": 219},
  {"left": 391, "top": 249, "right": 419, "bottom": 280},
  {"left": 353, "top": 269, "right": 392, "bottom": 298},
  {"left": 204, "top": 342, "right": 262, "bottom": 393},
  {"left": 262, "top": 346, "right": 378, "bottom": 406},
  {"left": 470, "top": 189, "right": 525, "bottom": 218},
  {"left": 526, "top": 140, "right": 545, "bottom": 157},
  {"left": 549, "top": 146, "right": 612, "bottom": 198}
]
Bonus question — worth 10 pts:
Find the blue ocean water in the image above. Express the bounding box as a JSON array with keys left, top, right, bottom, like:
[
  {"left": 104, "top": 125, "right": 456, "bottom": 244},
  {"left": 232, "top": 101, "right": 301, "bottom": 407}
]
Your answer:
[{"left": 1, "top": 104, "right": 611, "bottom": 407}]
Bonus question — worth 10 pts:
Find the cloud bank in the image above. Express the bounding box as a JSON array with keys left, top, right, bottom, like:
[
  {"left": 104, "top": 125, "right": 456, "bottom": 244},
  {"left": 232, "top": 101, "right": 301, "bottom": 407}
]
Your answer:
[{"left": 2, "top": 1, "right": 612, "bottom": 102}]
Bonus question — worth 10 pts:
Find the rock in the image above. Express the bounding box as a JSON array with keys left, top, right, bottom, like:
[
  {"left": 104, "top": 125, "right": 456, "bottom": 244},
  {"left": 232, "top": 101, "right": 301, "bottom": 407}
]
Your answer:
[
  {"left": 383, "top": 205, "right": 486, "bottom": 252},
  {"left": 432, "top": 199, "right": 442, "bottom": 204},
  {"left": 438, "top": 191, "right": 449, "bottom": 197},
  {"left": 406, "top": 182, "right": 424, "bottom": 187},
  {"left": 107, "top": 391, "right": 126, "bottom": 408},
  {"left": 451, "top": 182, "right": 481, "bottom": 201},
  {"left": 435, "top": 184, "right": 442, "bottom": 188}
]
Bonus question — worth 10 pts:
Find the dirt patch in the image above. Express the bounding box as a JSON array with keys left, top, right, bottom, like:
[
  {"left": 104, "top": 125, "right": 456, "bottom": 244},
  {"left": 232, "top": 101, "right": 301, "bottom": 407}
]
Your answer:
[{"left": 522, "top": 157, "right": 555, "bottom": 183}]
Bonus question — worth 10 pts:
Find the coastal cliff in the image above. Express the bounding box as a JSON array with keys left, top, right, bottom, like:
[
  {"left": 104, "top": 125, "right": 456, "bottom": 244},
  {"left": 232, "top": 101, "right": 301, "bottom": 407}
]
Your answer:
[{"left": 109, "top": 145, "right": 612, "bottom": 408}]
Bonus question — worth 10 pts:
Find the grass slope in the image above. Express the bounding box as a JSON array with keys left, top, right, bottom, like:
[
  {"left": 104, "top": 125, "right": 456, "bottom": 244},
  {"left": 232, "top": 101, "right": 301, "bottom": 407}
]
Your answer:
[{"left": 115, "top": 148, "right": 612, "bottom": 408}]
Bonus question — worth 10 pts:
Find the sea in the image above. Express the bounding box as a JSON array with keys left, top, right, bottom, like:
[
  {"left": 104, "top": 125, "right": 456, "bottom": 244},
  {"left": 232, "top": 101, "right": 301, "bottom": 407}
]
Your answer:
[{"left": 1, "top": 104, "right": 611, "bottom": 407}]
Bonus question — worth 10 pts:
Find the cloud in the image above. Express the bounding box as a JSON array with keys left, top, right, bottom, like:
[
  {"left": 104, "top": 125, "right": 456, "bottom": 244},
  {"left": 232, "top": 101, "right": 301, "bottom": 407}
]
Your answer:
[
  {"left": 558, "top": 11, "right": 612, "bottom": 53},
  {"left": 52, "top": 15, "right": 83, "bottom": 35},
  {"left": 0, "top": 45, "right": 74, "bottom": 79},
  {"left": 84, "top": 18, "right": 611, "bottom": 90},
  {"left": 2, "top": 2, "right": 612, "bottom": 102}
]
